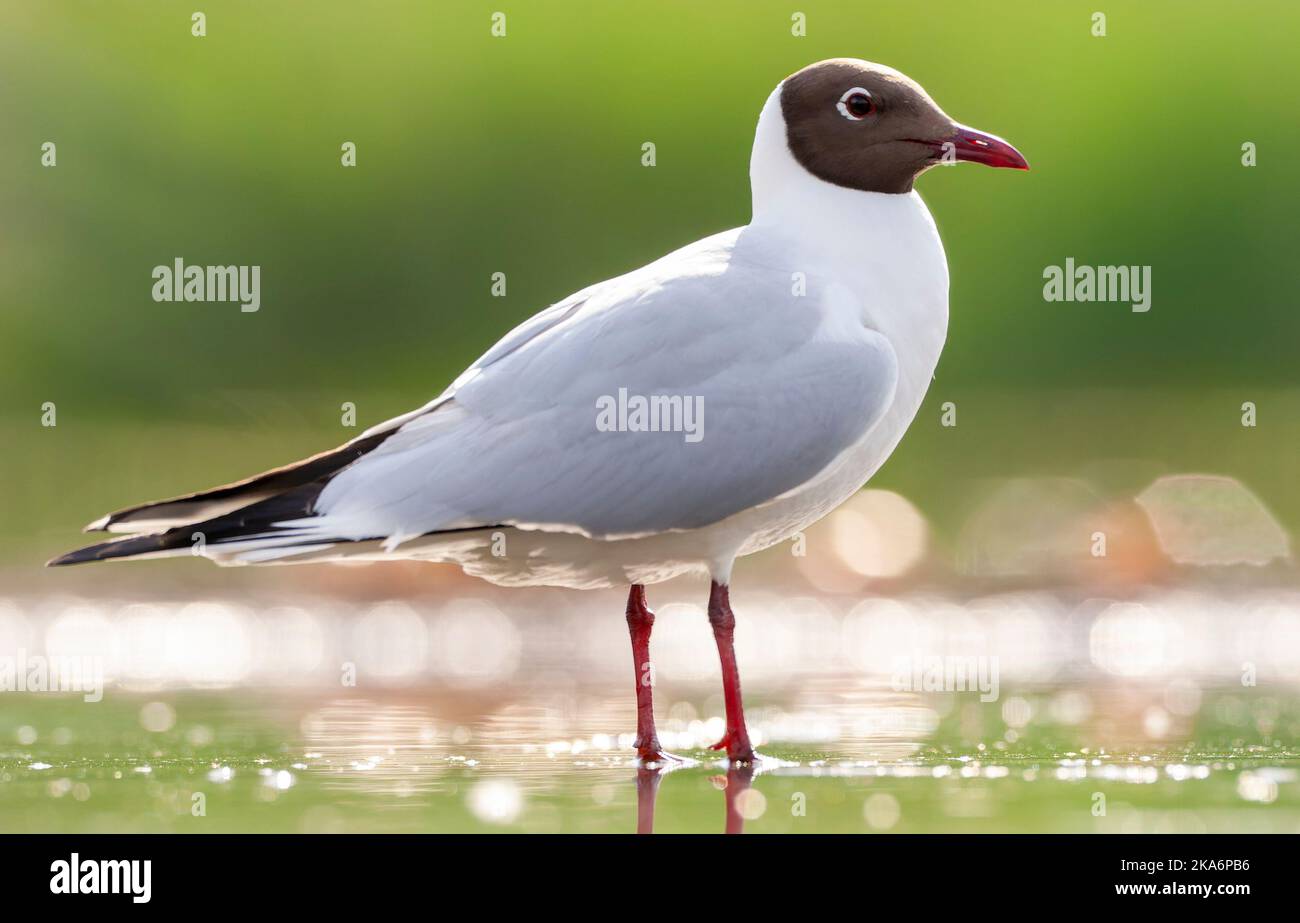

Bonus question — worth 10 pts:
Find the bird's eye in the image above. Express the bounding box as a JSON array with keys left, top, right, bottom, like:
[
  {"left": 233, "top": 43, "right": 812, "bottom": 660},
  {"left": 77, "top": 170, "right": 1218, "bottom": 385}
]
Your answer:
[{"left": 836, "top": 88, "right": 876, "bottom": 121}]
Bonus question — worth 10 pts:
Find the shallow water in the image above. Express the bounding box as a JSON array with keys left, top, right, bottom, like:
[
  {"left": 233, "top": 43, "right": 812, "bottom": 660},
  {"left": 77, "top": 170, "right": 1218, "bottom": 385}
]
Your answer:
[
  {"left": 3, "top": 578, "right": 1300, "bottom": 832},
  {"left": 2, "top": 679, "right": 1297, "bottom": 834}
]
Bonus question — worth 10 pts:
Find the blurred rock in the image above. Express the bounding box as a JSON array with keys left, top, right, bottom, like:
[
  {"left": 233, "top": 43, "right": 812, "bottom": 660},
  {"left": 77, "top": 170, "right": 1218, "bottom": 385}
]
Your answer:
[{"left": 1136, "top": 474, "right": 1290, "bottom": 566}]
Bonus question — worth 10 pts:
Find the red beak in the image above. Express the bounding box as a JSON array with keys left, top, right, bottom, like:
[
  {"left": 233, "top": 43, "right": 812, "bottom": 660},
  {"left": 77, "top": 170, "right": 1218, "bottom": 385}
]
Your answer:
[{"left": 942, "top": 124, "right": 1029, "bottom": 170}]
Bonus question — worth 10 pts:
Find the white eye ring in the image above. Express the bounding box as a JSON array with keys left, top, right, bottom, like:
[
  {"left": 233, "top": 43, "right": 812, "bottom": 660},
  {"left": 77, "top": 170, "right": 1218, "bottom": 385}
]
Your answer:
[{"left": 837, "top": 87, "right": 874, "bottom": 121}]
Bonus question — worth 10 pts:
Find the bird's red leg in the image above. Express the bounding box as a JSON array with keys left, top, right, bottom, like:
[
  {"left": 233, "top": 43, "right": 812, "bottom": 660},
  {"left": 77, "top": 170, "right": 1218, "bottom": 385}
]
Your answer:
[
  {"left": 626, "top": 584, "right": 676, "bottom": 764},
  {"left": 707, "top": 581, "right": 757, "bottom": 763}
]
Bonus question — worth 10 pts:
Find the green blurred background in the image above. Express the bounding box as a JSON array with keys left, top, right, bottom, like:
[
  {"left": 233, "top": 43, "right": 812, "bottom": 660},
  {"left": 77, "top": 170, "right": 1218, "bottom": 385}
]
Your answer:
[{"left": 3, "top": 0, "right": 1299, "bottom": 565}]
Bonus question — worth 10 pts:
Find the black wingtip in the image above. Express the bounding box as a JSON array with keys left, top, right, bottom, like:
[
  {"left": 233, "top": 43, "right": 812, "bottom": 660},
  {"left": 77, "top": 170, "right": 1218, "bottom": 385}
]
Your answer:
[
  {"left": 46, "top": 540, "right": 124, "bottom": 566},
  {"left": 47, "top": 533, "right": 169, "bottom": 567},
  {"left": 46, "top": 547, "right": 98, "bottom": 567}
]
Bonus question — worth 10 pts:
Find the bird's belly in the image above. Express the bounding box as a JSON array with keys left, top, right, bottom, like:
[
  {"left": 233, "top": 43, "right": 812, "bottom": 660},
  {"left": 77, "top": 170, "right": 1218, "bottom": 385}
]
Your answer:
[
  {"left": 728, "top": 377, "right": 930, "bottom": 558},
  {"left": 721, "top": 310, "right": 947, "bottom": 559}
]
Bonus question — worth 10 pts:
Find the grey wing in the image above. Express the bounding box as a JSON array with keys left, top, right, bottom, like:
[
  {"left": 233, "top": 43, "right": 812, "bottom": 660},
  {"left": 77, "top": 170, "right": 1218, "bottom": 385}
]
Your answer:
[{"left": 307, "top": 255, "right": 899, "bottom": 542}]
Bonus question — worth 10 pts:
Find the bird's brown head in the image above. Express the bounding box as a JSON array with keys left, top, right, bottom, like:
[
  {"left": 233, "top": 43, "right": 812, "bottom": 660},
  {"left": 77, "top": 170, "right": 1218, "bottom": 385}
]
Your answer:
[{"left": 779, "top": 58, "right": 1028, "bottom": 195}]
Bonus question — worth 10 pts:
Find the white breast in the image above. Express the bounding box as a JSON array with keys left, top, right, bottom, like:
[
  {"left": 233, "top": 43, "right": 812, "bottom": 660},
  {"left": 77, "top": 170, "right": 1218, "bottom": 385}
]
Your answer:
[{"left": 706, "top": 188, "right": 950, "bottom": 567}]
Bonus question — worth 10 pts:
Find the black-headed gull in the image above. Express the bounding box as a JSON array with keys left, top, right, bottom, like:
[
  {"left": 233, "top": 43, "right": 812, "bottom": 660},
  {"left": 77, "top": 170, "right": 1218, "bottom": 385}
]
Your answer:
[{"left": 52, "top": 59, "right": 1027, "bottom": 764}]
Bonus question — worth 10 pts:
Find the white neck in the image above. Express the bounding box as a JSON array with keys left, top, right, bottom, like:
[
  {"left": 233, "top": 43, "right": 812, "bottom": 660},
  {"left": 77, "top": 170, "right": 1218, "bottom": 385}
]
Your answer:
[{"left": 748, "top": 86, "right": 945, "bottom": 272}]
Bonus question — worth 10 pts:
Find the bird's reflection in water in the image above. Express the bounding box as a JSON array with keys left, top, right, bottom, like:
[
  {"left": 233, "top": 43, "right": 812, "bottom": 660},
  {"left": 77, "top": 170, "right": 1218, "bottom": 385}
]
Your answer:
[
  {"left": 634, "top": 767, "right": 662, "bottom": 834},
  {"left": 635, "top": 762, "right": 756, "bottom": 834},
  {"left": 721, "top": 763, "right": 756, "bottom": 835}
]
